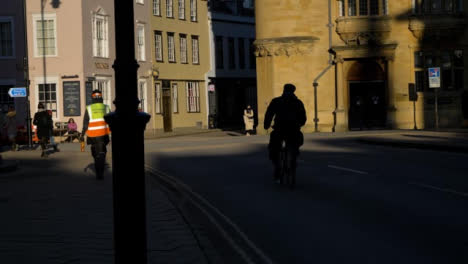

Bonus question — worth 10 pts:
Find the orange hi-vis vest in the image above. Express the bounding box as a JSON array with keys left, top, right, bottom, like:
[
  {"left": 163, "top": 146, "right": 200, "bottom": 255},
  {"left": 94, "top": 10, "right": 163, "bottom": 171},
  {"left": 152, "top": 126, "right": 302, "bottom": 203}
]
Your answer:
[{"left": 86, "top": 103, "right": 111, "bottom": 137}]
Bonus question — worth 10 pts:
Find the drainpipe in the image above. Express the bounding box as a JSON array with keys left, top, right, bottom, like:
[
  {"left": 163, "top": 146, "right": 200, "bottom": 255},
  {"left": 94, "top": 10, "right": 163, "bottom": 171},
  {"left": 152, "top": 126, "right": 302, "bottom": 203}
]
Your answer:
[{"left": 312, "top": 0, "right": 335, "bottom": 132}]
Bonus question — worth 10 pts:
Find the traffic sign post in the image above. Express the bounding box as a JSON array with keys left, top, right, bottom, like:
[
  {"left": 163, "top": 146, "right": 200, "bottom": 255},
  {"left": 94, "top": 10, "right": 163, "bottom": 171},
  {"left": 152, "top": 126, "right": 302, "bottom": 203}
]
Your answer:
[
  {"left": 428, "top": 67, "right": 440, "bottom": 129},
  {"left": 8, "top": 87, "right": 27, "bottom": 97}
]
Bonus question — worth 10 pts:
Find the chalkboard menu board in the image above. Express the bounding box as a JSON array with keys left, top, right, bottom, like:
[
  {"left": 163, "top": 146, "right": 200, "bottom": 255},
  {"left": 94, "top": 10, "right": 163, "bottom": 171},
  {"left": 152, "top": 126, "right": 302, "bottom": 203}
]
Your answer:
[
  {"left": 63, "top": 81, "right": 81, "bottom": 116},
  {"left": 85, "top": 81, "right": 93, "bottom": 105}
]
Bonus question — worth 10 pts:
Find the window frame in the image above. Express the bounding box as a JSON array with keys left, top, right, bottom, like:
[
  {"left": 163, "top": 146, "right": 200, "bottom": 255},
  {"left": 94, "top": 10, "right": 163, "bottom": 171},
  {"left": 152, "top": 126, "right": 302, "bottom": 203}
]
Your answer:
[
  {"left": 167, "top": 0, "right": 174, "bottom": 18},
  {"left": 190, "top": 0, "right": 197, "bottom": 22},
  {"left": 238, "top": 38, "right": 245, "bottom": 69},
  {"left": 138, "top": 79, "right": 148, "bottom": 112},
  {"left": 0, "top": 17, "right": 15, "bottom": 59},
  {"left": 94, "top": 77, "right": 112, "bottom": 107},
  {"left": 186, "top": 81, "right": 200, "bottom": 113},
  {"left": 215, "top": 35, "right": 224, "bottom": 69},
  {"left": 136, "top": 23, "right": 146, "bottom": 61},
  {"left": 228, "top": 37, "right": 236, "bottom": 69},
  {"left": 33, "top": 13, "right": 58, "bottom": 58},
  {"left": 167, "top": 32, "right": 176, "bottom": 63},
  {"left": 92, "top": 12, "right": 109, "bottom": 58},
  {"left": 172, "top": 82, "right": 179, "bottom": 113},
  {"left": 180, "top": 34, "right": 188, "bottom": 64},
  {"left": 191, "top": 35, "right": 199, "bottom": 65},
  {"left": 153, "top": 0, "right": 161, "bottom": 16},
  {"left": 155, "top": 82, "right": 162, "bottom": 114},
  {"left": 178, "top": 0, "right": 186, "bottom": 20},
  {"left": 154, "top": 31, "right": 163, "bottom": 62},
  {"left": 35, "top": 76, "right": 59, "bottom": 119}
]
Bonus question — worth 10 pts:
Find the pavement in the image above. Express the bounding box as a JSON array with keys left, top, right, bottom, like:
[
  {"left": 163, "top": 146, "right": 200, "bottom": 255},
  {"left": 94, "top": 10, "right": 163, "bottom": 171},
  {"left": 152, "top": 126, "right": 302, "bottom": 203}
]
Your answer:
[
  {"left": 0, "top": 143, "right": 218, "bottom": 264},
  {"left": 0, "top": 128, "right": 467, "bottom": 264}
]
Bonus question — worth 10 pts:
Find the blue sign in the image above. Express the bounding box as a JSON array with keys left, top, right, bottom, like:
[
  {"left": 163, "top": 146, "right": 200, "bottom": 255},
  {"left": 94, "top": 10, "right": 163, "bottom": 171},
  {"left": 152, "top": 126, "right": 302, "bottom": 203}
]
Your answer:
[
  {"left": 8, "top": 87, "right": 27, "bottom": 97},
  {"left": 428, "top": 67, "right": 441, "bottom": 88}
]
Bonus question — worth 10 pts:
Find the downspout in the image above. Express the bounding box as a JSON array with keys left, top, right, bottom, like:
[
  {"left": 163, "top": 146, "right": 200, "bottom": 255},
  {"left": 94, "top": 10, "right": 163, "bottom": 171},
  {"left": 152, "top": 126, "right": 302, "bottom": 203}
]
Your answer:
[{"left": 312, "top": 0, "right": 335, "bottom": 132}]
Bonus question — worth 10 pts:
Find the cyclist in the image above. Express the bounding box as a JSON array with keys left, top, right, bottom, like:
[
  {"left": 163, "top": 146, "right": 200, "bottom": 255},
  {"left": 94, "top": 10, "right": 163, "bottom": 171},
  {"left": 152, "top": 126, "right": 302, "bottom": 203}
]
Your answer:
[
  {"left": 264, "top": 84, "right": 307, "bottom": 183},
  {"left": 80, "top": 90, "right": 111, "bottom": 180}
]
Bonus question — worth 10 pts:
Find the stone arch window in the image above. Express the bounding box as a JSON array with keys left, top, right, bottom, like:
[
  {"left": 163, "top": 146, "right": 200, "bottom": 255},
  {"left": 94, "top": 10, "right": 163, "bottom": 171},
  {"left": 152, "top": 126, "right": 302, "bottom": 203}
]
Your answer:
[
  {"left": 338, "top": 0, "right": 388, "bottom": 17},
  {"left": 412, "top": 0, "right": 463, "bottom": 14}
]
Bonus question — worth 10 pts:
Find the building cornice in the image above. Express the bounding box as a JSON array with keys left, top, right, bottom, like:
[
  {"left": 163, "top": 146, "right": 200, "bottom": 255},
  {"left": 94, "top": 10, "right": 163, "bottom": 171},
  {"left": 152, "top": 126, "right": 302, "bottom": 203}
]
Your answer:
[{"left": 254, "top": 36, "right": 320, "bottom": 57}]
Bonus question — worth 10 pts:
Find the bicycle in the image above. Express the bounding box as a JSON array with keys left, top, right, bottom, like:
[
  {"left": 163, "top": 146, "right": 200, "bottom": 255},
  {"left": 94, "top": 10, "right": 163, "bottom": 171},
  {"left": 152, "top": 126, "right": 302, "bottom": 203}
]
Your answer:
[{"left": 278, "top": 140, "right": 296, "bottom": 189}]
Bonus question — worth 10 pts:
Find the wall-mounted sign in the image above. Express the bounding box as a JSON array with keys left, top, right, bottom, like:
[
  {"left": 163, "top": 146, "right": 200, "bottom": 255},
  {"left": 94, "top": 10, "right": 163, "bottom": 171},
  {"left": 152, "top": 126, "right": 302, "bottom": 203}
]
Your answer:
[
  {"left": 61, "top": 75, "right": 79, "bottom": 79},
  {"left": 8, "top": 87, "right": 27, "bottom": 97},
  {"left": 428, "top": 67, "right": 440, "bottom": 88},
  {"left": 95, "top": 62, "right": 109, "bottom": 69},
  {"left": 63, "top": 81, "right": 81, "bottom": 116},
  {"left": 85, "top": 81, "right": 93, "bottom": 105}
]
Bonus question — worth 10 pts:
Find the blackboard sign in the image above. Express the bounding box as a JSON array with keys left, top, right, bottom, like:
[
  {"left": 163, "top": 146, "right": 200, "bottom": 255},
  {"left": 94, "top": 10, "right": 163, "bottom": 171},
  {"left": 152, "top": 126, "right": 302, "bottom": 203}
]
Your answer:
[
  {"left": 85, "top": 81, "right": 93, "bottom": 105},
  {"left": 63, "top": 81, "right": 81, "bottom": 116}
]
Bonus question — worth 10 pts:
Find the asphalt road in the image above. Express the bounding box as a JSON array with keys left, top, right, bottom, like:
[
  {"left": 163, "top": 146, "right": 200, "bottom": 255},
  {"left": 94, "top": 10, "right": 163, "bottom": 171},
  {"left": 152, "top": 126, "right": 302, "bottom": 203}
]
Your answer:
[{"left": 145, "top": 133, "right": 468, "bottom": 264}]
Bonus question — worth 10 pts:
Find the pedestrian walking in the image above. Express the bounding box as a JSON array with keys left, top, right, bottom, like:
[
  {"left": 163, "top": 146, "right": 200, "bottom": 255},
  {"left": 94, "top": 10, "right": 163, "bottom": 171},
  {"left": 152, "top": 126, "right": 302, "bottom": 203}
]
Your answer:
[
  {"left": 33, "top": 103, "right": 53, "bottom": 157},
  {"left": 47, "top": 110, "right": 59, "bottom": 152},
  {"left": 80, "top": 90, "right": 111, "bottom": 180},
  {"left": 243, "top": 105, "right": 255, "bottom": 136},
  {"left": 4, "top": 105, "right": 18, "bottom": 151}
]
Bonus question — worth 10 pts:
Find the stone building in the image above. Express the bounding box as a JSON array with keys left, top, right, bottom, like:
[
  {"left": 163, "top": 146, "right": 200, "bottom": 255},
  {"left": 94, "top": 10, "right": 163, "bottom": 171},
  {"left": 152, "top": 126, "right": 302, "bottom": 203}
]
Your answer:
[
  {"left": 0, "top": 0, "right": 27, "bottom": 126},
  {"left": 255, "top": 0, "right": 468, "bottom": 132},
  {"left": 206, "top": 0, "right": 257, "bottom": 130},
  {"left": 149, "top": 0, "right": 210, "bottom": 132}
]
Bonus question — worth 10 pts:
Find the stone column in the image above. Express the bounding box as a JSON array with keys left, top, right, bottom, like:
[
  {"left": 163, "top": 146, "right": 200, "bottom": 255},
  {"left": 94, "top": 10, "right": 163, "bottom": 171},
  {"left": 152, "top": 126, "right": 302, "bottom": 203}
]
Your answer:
[
  {"left": 334, "top": 57, "right": 348, "bottom": 131},
  {"left": 386, "top": 56, "right": 397, "bottom": 128}
]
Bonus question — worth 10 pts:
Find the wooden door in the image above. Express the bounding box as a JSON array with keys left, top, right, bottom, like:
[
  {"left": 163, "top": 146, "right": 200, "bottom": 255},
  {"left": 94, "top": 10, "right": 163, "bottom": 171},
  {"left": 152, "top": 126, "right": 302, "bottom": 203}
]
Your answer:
[{"left": 162, "top": 88, "right": 172, "bottom": 132}]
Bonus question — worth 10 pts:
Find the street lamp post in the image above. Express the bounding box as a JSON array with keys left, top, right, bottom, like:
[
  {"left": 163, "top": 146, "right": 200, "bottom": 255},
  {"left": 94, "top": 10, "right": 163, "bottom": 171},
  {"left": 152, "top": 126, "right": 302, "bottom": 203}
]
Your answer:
[
  {"left": 22, "top": 0, "right": 33, "bottom": 148},
  {"left": 104, "top": 0, "right": 151, "bottom": 263}
]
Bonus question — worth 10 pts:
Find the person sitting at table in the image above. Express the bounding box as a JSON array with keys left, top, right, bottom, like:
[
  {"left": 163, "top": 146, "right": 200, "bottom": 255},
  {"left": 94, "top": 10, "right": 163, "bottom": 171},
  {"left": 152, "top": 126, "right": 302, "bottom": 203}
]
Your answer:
[{"left": 65, "top": 118, "right": 80, "bottom": 142}]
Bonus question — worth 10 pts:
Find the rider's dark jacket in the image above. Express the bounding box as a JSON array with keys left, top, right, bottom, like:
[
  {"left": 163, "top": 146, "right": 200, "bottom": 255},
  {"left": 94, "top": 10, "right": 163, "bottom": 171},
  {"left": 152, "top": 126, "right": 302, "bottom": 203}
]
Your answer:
[{"left": 264, "top": 92, "right": 307, "bottom": 132}]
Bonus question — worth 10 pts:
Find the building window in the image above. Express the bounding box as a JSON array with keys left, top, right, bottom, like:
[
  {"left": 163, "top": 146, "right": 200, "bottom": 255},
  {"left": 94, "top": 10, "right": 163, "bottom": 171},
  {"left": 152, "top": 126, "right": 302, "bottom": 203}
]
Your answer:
[
  {"left": 92, "top": 14, "right": 108, "bottom": 58},
  {"left": 191, "top": 35, "right": 199, "bottom": 64},
  {"left": 215, "top": 36, "right": 224, "bottom": 69},
  {"left": 190, "top": 0, "right": 197, "bottom": 21},
  {"left": 155, "top": 82, "right": 161, "bottom": 113},
  {"left": 344, "top": 0, "right": 388, "bottom": 16},
  {"left": 138, "top": 79, "right": 147, "bottom": 112},
  {"left": 179, "top": 0, "right": 186, "bottom": 19},
  {"left": 338, "top": 0, "right": 345, "bottom": 16},
  {"left": 153, "top": 0, "right": 161, "bottom": 16},
  {"left": 348, "top": 0, "right": 357, "bottom": 16},
  {"left": 154, "top": 31, "right": 163, "bottom": 62},
  {"left": 0, "top": 17, "right": 14, "bottom": 58},
  {"left": 94, "top": 79, "right": 112, "bottom": 107},
  {"left": 136, "top": 0, "right": 144, "bottom": 4},
  {"left": 180, "top": 34, "right": 187, "bottom": 63},
  {"left": 186, "top": 81, "right": 200, "bottom": 113},
  {"left": 238, "top": 38, "right": 245, "bottom": 69},
  {"left": 137, "top": 24, "right": 146, "bottom": 61},
  {"left": 172, "top": 83, "right": 178, "bottom": 113},
  {"left": 249, "top": 38, "right": 256, "bottom": 69},
  {"left": 168, "top": 32, "right": 175, "bottom": 62},
  {"left": 34, "top": 14, "right": 57, "bottom": 57},
  {"left": 228, "top": 37, "right": 235, "bottom": 69},
  {"left": 414, "top": 50, "right": 464, "bottom": 92},
  {"left": 167, "top": 0, "right": 174, "bottom": 17},
  {"left": 38, "top": 83, "right": 58, "bottom": 118},
  {"left": 414, "top": 0, "right": 462, "bottom": 13}
]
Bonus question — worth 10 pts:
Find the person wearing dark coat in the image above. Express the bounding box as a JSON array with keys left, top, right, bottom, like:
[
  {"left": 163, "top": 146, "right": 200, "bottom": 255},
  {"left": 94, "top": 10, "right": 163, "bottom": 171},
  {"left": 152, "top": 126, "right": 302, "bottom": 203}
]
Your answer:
[
  {"left": 264, "top": 83, "right": 307, "bottom": 182},
  {"left": 33, "top": 102, "right": 53, "bottom": 157}
]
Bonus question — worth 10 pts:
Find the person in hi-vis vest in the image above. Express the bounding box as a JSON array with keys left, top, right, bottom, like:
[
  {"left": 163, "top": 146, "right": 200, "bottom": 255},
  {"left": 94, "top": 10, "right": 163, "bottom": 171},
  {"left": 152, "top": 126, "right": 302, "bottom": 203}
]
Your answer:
[{"left": 80, "top": 90, "right": 111, "bottom": 179}]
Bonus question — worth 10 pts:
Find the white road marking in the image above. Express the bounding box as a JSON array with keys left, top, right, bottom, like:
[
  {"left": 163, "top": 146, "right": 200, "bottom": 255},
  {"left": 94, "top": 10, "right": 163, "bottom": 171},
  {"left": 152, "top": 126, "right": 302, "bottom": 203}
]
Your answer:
[
  {"left": 409, "top": 182, "right": 468, "bottom": 198},
  {"left": 327, "top": 165, "right": 369, "bottom": 175},
  {"left": 145, "top": 165, "right": 275, "bottom": 264}
]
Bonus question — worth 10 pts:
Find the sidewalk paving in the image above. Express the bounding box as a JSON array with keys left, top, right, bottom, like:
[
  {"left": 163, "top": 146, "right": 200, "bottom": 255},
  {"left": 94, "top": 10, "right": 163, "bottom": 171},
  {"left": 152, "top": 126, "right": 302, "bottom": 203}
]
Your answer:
[{"left": 0, "top": 143, "right": 212, "bottom": 264}]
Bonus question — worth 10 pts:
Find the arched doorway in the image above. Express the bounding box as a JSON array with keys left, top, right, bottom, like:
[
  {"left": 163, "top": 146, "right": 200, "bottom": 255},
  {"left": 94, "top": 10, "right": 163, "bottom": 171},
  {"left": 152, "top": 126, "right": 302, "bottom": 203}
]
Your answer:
[{"left": 347, "top": 60, "right": 387, "bottom": 130}]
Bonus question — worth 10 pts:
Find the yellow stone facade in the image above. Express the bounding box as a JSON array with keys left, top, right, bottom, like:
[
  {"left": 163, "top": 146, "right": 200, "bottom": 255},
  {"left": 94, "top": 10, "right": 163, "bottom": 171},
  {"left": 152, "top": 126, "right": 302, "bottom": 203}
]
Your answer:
[
  {"left": 150, "top": 0, "right": 210, "bottom": 132},
  {"left": 255, "top": 0, "right": 468, "bottom": 133}
]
